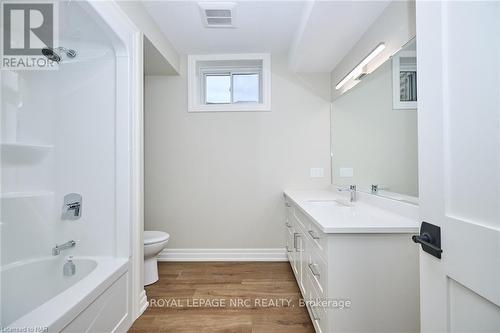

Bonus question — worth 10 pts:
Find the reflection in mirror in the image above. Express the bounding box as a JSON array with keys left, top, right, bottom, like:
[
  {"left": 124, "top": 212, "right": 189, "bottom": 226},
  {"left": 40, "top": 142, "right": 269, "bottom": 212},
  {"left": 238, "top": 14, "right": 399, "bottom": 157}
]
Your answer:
[
  {"left": 393, "top": 39, "right": 417, "bottom": 109},
  {"left": 331, "top": 39, "right": 418, "bottom": 202}
]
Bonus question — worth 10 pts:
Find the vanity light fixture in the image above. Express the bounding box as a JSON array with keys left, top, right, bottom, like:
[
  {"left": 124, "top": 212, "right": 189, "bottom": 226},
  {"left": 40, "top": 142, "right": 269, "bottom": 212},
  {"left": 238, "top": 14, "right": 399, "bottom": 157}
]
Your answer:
[{"left": 335, "top": 42, "right": 386, "bottom": 90}]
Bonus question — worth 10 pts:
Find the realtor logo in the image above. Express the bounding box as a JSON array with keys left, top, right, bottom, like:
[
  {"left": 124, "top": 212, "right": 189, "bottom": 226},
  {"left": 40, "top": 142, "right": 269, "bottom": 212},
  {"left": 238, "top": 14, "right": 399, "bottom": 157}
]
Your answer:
[{"left": 1, "top": 1, "right": 58, "bottom": 69}]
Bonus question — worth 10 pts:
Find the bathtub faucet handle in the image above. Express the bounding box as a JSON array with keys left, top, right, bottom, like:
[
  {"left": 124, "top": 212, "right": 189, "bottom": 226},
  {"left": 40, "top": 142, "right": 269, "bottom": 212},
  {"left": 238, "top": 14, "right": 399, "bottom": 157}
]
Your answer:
[
  {"left": 62, "top": 193, "right": 82, "bottom": 220},
  {"left": 67, "top": 202, "right": 80, "bottom": 215}
]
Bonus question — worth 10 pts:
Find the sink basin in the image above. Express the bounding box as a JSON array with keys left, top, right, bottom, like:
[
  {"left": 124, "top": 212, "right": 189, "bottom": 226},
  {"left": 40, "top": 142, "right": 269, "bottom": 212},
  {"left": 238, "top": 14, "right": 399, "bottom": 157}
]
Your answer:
[{"left": 306, "top": 199, "right": 353, "bottom": 208}]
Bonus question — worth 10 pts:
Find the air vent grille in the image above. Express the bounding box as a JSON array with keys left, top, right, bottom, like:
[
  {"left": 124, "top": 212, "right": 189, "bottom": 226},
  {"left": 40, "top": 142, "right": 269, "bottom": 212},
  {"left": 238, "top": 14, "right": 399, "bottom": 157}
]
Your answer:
[
  {"left": 199, "top": 2, "right": 235, "bottom": 28},
  {"left": 205, "top": 9, "right": 231, "bottom": 18},
  {"left": 206, "top": 17, "right": 232, "bottom": 26}
]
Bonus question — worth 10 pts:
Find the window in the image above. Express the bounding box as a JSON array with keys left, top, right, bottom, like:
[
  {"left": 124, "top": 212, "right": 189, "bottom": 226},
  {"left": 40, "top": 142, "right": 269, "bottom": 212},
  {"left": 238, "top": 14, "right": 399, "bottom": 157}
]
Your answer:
[
  {"left": 232, "top": 73, "right": 260, "bottom": 103},
  {"left": 188, "top": 54, "right": 271, "bottom": 112},
  {"left": 203, "top": 71, "right": 261, "bottom": 105},
  {"left": 391, "top": 39, "right": 417, "bottom": 109},
  {"left": 205, "top": 74, "right": 231, "bottom": 104}
]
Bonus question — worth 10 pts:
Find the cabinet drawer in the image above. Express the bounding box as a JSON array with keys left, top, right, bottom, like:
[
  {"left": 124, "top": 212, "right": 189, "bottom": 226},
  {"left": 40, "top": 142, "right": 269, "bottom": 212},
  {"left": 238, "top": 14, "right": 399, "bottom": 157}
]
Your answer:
[
  {"left": 307, "top": 248, "right": 327, "bottom": 296},
  {"left": 293, "top": 209, "right": 326, "bottom": 260},
  {"left": 293, "top": 206, "right": 309, "bottom": 230},
  {"left": 306, "top": 220, "right": 328, "bottom": 260},
  {"left": 306, "top": 273, "right": 328, "bottom": 333}
]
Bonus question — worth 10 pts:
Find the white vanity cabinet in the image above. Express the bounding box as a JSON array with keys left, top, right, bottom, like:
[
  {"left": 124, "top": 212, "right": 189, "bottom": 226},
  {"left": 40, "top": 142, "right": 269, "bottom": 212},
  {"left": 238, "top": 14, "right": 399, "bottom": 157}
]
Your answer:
[{"left": 284, "top": 192, "right": 420, "bottom": 333}]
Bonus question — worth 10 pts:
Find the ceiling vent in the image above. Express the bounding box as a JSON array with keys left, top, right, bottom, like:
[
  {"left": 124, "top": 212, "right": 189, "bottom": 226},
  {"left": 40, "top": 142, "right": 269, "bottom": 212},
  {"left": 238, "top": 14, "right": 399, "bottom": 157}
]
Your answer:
[{"left": 199, "top": 2, "right": 236, "bottom": 28}]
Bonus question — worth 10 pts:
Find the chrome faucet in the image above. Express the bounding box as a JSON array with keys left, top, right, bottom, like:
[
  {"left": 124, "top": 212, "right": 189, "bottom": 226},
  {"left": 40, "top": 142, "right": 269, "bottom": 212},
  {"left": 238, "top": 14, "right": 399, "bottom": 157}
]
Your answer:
[
  {"left": 371, "top": 184, "right": 388, "bottom": 194},
  {"left": 337, "top": 185, "right": 357, "bottom": 202},
  {"left": 52, "top": 240, "right": 76, "bottom": 256}
]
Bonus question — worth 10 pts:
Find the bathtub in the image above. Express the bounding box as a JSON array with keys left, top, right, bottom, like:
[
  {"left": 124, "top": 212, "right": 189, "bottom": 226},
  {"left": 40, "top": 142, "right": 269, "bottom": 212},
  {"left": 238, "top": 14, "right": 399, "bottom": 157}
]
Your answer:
[{"left": 1, "top": 256, "right": 129, "bottom": 332}]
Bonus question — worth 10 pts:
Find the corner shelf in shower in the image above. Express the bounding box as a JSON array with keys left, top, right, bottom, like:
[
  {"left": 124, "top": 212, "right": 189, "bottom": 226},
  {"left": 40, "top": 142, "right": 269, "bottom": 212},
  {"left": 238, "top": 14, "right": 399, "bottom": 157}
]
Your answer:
[
  {"left": 0, "top": 191, "right": 54, "bottom": 199},
  {"left": 1, "top": 142, "right": 53, "bottom": 164}
]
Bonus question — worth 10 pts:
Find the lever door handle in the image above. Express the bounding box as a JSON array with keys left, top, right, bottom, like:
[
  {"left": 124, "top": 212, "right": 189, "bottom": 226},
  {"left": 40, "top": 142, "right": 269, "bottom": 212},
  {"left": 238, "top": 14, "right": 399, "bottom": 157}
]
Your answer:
[
  {"left": 412, "top": 234, "right": 443, "bottom": 253},
  {"left": 412, "top": 222, "right": 443, "bottom": 259}
]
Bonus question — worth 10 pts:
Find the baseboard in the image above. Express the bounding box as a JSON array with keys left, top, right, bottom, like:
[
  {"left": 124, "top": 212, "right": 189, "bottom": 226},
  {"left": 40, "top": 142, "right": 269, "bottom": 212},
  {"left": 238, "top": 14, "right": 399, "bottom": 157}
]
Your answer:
[
  {"left": 139, "top": 289, "right": 148, "bottom": 315},
  {"left": 158, "top": 248, "right": 287, "bottom": 262}
]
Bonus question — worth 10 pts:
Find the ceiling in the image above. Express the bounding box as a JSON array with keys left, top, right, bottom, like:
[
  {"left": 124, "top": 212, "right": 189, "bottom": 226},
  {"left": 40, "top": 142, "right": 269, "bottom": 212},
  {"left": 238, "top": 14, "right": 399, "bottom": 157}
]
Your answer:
[
  {"left": 143, "top": 0, "right": 391, "bottom": 73},
  {"left": 143, "top": 1, "right": 305, "bottom": 56},
  {"left": 289, "top": 1, "right": 390, "bottom": 72}
]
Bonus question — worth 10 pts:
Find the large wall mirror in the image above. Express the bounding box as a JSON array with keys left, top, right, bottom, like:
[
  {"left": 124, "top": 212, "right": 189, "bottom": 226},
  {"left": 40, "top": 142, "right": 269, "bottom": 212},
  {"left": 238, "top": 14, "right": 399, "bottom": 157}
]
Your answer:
[{"left": 331, "top": 39, "right": 418, "bottom": 203}]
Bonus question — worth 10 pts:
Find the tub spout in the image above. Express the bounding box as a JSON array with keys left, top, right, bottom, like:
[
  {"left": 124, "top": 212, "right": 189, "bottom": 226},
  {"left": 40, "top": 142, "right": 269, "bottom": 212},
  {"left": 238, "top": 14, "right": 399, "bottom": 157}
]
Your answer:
[{"left": 52, "top": 240, "right": 76, "bottom": 256}]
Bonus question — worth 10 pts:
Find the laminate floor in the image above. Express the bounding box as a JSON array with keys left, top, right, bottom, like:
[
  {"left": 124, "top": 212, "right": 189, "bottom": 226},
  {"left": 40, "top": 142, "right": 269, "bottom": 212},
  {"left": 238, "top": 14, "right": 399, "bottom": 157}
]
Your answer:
[{"left": 129, "top": 262, "right": 314, "bottom": 333}]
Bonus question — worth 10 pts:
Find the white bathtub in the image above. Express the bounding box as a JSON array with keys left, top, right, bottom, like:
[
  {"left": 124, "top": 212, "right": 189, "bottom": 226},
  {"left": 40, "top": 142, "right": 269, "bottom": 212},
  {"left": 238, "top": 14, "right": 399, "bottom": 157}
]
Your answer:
[{"left": 1, "top": 256, "right": 129, "bottom": 332}]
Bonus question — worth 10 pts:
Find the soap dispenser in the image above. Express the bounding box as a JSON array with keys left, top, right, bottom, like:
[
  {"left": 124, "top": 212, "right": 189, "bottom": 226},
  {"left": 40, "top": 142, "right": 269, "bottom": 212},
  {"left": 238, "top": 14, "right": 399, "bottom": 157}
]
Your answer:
[{"left": 63, "top": 256, "right": 76, "bottom": 276}]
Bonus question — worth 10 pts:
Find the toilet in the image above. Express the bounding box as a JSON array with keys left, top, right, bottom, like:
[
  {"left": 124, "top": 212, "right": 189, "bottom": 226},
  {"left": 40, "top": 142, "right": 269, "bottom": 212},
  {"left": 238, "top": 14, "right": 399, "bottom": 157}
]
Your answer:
[{"left": 143, "top": 230, "right": 170, "bottom": 286}]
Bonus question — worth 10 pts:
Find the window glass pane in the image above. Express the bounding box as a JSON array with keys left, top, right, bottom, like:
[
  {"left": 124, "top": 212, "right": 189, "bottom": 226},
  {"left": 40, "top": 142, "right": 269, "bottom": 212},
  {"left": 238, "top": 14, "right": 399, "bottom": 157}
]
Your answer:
[
  {"left": 205, "top": 74, "right": 231, "bottom": 104},
  {"left": 233, "top": 73, "right": 260, "bottom": 103},
  {"left": 399, "top": 71, "right": 417, "bottom": 101}
]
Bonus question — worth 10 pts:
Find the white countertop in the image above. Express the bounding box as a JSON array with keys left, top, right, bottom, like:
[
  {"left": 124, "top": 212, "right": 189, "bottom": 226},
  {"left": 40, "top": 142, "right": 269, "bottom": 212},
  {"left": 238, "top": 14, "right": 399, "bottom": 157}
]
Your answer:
[{"left": 284, "top": 189, "right": 419, "bottom": 234}]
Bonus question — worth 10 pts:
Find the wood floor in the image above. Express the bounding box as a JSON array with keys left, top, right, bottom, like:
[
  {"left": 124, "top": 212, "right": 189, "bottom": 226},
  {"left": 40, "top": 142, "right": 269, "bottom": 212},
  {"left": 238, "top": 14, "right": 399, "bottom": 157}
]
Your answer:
[{"left": 129, "top": 262, "right": 314, "bottom": 333}]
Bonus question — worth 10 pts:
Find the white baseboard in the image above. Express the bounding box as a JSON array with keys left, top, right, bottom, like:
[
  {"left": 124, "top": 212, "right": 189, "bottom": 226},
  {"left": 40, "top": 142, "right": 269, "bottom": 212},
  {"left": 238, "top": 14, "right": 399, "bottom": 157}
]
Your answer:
[
  {"left": 158, "top": 248, "right": 287, "bottom": 262},
  {"left": 139, "top": 290, "right": 148, "bottom": 315}
]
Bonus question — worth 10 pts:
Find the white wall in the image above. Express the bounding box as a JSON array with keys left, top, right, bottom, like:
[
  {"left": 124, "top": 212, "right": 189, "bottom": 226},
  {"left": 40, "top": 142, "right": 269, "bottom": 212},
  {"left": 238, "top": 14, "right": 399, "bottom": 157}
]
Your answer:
[
  {"left": 144, "top": 56, "right": 331, "bottom": 249},
  {"left": 331, "top": 61, "right": 418, "bottom": 196},
  {"left": 331, "top": 0, "right": 416, "bottom": 100},
  {"left": 116, "top": 1, "right": 180, "bottom": 75}
]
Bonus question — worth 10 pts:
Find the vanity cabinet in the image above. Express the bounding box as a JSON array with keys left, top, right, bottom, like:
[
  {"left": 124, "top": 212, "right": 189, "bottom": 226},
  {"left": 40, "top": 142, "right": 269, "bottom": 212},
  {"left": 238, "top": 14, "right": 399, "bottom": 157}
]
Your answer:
[{"left": 284, "top": 195, "right": 420, "bottom": 333}]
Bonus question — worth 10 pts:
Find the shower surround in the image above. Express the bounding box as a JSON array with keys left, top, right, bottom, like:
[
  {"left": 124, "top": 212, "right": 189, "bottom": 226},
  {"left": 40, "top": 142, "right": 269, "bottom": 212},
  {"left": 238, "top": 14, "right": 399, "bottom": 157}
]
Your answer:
[{"left": 0, "top": 1, "right": 144, "bottom": 331}]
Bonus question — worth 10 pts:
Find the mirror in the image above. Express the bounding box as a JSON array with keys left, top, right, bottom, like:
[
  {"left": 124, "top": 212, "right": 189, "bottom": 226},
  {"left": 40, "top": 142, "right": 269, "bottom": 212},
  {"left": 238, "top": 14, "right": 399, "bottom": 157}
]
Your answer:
[
  {"left": 331, "top": 39, "right": 418, "bottom": 202},
  {"left": 392, "top": 40, "right": 417, "bottom": 109}
]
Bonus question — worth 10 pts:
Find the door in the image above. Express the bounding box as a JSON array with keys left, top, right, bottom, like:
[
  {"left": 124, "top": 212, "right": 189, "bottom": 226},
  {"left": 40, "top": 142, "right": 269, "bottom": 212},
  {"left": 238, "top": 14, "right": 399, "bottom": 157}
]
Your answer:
[{"left": 416, "top": 1, "right": 500, "bottom": 332}]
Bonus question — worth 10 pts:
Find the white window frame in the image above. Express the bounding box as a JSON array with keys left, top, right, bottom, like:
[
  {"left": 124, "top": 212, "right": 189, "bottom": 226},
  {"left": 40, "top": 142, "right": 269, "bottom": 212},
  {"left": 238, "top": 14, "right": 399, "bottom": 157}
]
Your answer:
[
  {"left": 392, "top": 49, "right": 417, "bottom": 110},
  {"left": 188, "top": 54, "right": 271, "bottom": 112}
]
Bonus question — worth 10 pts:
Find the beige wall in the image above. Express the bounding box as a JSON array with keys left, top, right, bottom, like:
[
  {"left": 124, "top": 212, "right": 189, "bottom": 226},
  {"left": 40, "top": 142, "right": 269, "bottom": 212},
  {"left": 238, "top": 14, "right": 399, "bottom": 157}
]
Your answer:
[
  {"left": 331, "top": 61, "right": 418, "bottom": 196},
  {"left": 144, "top": 56, "right": 331, "bottom": 248}
]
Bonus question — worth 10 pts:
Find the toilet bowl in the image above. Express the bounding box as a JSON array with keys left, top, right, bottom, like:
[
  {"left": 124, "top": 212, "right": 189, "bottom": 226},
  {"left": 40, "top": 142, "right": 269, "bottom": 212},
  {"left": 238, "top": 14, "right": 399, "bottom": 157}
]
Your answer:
[{"left": 144, "top": 231, "right": 170, "bottom": 286}]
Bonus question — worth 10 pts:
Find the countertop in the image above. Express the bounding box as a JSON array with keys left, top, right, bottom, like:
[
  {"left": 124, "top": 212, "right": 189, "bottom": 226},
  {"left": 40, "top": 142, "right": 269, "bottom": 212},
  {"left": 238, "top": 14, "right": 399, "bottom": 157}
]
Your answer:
[{"left": 284, "top": 189, "right": 419, "bottom": 234}]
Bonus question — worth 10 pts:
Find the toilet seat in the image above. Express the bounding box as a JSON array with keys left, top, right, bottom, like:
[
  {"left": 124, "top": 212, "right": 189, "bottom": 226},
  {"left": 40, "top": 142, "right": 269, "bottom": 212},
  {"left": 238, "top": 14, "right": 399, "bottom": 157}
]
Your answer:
[{"left": 144, "top": 231, "right": 169, "bottom": 245}]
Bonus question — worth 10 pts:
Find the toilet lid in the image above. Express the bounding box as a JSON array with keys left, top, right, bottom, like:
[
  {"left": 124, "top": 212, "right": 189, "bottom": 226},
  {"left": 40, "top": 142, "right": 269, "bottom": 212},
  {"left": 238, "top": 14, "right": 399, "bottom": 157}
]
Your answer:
[{"left": 144, "top": 231, "right": 170, "bottom": 245}]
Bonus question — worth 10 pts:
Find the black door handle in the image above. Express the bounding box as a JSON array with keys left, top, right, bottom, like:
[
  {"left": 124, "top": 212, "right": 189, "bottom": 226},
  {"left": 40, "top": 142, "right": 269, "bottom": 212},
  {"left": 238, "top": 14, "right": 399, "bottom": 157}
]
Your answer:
[
  {"left": 412, "top": 222, "right": 443, "bottom": 259},
  {"left": 412, "top": 234, "right": 443, "bottom": 253}
]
